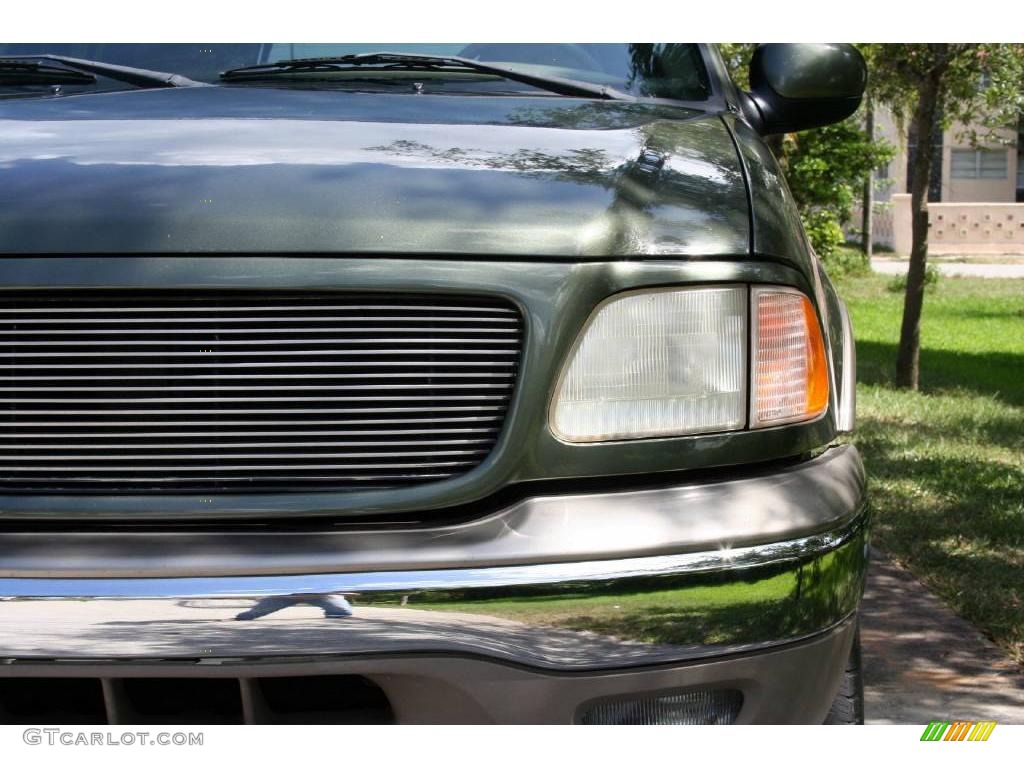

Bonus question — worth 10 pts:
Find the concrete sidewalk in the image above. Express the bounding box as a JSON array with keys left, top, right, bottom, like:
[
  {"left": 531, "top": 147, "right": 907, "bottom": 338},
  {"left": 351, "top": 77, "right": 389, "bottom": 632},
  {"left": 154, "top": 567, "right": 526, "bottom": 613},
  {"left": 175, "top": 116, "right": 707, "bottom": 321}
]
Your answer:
[
  {"left": 861, "top": 550, "right": 1024, "bottom": 724},
  {"left": 871, "top": 258, "right": 1024, "bottom": 279}
]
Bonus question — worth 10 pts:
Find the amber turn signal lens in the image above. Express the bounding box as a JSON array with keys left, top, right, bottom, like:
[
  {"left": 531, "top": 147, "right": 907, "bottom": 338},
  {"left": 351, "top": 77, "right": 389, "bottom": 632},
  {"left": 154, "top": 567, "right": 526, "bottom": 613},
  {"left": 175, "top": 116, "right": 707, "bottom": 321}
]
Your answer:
[{"left": 751, "top": 287, "right": 829, "bottom": 427}]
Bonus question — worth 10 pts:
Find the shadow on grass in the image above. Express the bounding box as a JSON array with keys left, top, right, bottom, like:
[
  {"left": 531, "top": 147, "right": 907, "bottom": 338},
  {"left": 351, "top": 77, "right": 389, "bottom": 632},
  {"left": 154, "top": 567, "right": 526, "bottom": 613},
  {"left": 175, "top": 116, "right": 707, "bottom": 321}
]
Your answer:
[
  {"left": 858, "top": 412, "right": 1024, "bottom": 462},
  {"left": 861, "top": 449, "right": 1024, "bottom": 544},
  {"left": 855, "top": 416, "right": 1024, "bottom": 661},
  {"left": 857, "top": 339, "right": 1024, "bottom": 407}
]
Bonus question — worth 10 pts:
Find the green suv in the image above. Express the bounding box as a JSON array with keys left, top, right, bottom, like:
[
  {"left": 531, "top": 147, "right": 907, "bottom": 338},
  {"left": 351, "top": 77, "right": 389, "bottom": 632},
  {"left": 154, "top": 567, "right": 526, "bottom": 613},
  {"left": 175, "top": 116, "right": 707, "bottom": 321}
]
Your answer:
[{"left": 0, "top": 43, "right": 867, "bottom": 724}]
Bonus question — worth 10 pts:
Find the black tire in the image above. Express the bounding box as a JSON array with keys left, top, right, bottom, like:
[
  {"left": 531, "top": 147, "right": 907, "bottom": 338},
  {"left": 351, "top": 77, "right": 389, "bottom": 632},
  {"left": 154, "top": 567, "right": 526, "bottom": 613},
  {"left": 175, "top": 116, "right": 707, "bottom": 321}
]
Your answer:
[{"left": 823, "top": 624, "right": 864, "bottom": 724}]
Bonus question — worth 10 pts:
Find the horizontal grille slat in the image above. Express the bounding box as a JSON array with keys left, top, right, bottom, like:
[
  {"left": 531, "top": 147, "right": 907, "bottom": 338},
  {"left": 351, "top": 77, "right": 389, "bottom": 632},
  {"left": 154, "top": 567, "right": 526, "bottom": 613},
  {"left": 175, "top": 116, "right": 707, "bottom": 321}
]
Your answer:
[
  {"left": 4, "top": 406, "right": 506, "bottom": 414},
  {"left": 0, "top": 460, "right": 484, "bottom": 469},
  {"left": 0, "top": 291, "right": 522, "bottom": 494},
  {"left": 0, "top": 303, "right": 518, "bottom": 314},
  {"left": 2, "top": 439, "right": 496, "bottom": 448},
  {"left": 0, "top": 349, "right": 520, "bottom": 358},
  {"left": 0, "top": 319, "right": 520, "bottom": 329},
  {"left": 0, "top": 337, "right": 518, "bottom": 346},
  {"left": 0, "top": 430, "right": 498, "bottom": 438},
  {"left": 0, "top": 417, "right": 500, "bottom": 427},
  {"left": 0, "top": 399, "right": 512, "bottom": 405},
  {"left": 0, "top": 384, "right": 514, "bottom": 392},
  {"left": 0, "top": 362, "right": 516, "bottom": 371},
  {"left": 0, "top": 372, "right": 515, "bottom": 381},
  {"left": 3, "top": 448, "right": 490, "bottom": 459},
  {"left": 0, "top": 474, "right": 459, "bottom": 484}
]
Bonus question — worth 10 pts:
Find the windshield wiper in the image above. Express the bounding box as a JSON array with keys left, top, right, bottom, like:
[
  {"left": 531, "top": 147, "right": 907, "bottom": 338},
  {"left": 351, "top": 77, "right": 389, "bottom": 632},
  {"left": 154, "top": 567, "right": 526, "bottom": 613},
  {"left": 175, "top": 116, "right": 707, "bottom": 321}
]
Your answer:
[
  {"left": 0, "top": 60, "right": 97, "bottom": 86},
  {"left": 0, "top": 54, "right": 208, "bottom": 88},
  {"left": 220, "top": 51, "right": 632, "bottom": 101}
]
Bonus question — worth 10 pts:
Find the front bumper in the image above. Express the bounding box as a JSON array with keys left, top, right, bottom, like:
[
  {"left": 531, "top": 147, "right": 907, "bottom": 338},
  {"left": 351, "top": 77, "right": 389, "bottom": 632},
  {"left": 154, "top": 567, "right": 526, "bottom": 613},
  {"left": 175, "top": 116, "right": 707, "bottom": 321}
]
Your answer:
[{"left": 0, "top": 444, "right": 867, "bottom": 723}]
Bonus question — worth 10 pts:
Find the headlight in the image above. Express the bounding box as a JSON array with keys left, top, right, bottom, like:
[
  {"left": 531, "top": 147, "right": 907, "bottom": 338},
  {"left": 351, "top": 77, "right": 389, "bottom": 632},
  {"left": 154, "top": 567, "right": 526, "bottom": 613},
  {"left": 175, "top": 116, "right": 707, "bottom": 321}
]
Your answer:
[
  {"left": 551, "top": 286, "right": 748, "bottom": 442},
  {"left": 551, "top": 284, "right": 830, "bottom": 442}
]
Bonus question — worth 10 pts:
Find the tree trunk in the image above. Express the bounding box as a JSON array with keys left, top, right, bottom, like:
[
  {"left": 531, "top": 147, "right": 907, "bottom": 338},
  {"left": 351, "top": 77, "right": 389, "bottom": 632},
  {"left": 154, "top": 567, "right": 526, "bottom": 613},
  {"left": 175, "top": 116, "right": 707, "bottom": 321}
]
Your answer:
[
  {"left": 861, "top": 100, "right": 874, "bottom": 258},
  {"left": 895, "top": 78, "right": 941, "bottom": 390}
]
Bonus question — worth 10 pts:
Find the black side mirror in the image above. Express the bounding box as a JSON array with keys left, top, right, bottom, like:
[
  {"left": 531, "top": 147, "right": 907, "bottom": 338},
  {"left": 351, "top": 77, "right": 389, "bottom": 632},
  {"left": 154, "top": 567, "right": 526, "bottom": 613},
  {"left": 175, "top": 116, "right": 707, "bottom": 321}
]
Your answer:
[{"left": 745, "top": 43, "right": 866, "bottom": 134}]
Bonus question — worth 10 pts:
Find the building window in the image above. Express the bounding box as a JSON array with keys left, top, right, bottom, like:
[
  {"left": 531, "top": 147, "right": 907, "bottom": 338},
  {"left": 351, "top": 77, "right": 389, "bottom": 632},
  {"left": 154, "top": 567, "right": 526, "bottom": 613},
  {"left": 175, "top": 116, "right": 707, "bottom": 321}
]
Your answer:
[{"left": 951, "top": 148, "right": 1008, "bottom": 179}]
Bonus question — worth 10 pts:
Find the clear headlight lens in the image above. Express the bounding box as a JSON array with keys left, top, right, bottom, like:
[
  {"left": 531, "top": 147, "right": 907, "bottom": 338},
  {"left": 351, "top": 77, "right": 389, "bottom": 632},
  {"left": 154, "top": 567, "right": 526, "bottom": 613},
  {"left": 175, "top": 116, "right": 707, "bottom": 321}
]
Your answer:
[
  {"left": 750, "top": 286, "right": 830, "bottom": 427},
  {"left": 551, "top": 286, "right": 748, "bottom": 442}
]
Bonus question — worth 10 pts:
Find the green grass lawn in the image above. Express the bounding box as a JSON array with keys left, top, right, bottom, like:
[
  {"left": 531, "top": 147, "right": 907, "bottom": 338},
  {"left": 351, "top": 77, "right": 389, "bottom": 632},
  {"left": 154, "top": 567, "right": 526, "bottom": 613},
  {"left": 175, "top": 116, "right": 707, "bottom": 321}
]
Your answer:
[{"left": 835, "top": 272, "right": 1024, "bottom": 664}]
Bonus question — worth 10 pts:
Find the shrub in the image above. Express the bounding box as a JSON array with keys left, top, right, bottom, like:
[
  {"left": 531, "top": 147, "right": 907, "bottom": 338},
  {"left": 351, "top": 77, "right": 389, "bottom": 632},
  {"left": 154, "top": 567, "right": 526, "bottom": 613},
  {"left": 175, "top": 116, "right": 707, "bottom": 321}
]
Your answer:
[
  {"left": 887, "top": 264, "right": 942, "bottom": 293},
  {"left": 822, "top": 246, "right": 871, "bottom": 278},
  {"left": 802, "top": 208, "right": 845, "bottom": 260}
]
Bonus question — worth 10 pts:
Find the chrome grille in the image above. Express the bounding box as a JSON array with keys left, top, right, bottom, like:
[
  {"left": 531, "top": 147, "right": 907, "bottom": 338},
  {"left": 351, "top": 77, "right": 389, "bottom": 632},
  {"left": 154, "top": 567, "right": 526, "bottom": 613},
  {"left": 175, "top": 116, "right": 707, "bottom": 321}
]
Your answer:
[{"left": 0, "top": 291, "right": 522, "bottom": 492}]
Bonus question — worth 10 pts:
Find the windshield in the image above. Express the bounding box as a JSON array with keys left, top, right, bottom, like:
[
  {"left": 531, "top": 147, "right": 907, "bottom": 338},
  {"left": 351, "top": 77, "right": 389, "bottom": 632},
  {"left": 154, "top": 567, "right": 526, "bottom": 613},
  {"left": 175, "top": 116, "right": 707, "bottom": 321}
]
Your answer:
[{"left": 0, "top": 43, "right": 712, "bottom": 101}]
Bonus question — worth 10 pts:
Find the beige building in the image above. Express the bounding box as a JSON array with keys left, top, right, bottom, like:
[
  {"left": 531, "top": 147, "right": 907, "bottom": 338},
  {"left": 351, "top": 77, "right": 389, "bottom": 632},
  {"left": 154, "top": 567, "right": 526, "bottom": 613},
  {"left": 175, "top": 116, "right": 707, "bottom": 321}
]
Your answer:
[
  {"left": 874, "top": 110, "right": 1023, "bottom": 205},
  {"left": 869, "top": 110, "right": 1024, "bottom": 255}
]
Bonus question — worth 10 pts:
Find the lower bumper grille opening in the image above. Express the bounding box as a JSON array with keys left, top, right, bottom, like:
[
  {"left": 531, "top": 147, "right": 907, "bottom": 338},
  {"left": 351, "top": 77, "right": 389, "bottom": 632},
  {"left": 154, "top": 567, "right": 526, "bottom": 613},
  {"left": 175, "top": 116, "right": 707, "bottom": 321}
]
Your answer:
[
  {"left": 0, "top": 677, "right": 107, "bottom": 724},
  {"left": 579, "top": 689, "right": 743, "bottom": 725},
  {"left": 119, "top": 678, "right": 244, "bottom": 725},
  {"left": 256, "top": 675, "right": 394, "bottom": 724},
  {"left": 0, "top": 674, "right": 394, "bottom": 725}
]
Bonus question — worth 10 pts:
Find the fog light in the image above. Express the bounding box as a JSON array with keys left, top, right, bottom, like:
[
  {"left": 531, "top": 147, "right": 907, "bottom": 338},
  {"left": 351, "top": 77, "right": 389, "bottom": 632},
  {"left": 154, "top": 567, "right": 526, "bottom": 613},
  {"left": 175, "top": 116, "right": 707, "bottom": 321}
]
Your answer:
[{"left": 579, "top": 689, "right": 742, "bottom": 725}]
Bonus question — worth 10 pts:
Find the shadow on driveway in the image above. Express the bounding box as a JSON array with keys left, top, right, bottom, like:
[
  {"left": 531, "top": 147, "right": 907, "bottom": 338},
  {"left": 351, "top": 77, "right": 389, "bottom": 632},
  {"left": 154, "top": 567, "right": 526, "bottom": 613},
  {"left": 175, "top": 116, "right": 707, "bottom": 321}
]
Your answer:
[{"left": 862, "top": 548, "right": 1024, "bottom": 724}]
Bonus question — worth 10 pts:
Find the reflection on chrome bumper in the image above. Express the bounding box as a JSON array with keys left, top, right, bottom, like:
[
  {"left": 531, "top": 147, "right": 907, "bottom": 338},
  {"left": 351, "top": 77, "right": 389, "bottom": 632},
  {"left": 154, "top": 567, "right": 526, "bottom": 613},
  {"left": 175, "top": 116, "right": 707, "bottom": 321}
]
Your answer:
[
  {"left": 0, "top": 518, "right": 867, "bottom": 670},
  {"left": 0, "top": 445, "right": 867, "bottom": 670}
]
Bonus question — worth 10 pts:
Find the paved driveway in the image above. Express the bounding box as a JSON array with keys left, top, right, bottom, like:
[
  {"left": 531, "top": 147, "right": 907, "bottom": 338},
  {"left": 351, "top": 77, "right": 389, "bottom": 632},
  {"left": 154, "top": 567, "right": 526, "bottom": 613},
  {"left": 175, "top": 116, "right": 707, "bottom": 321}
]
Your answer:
[
  {"left": 871, "top": 258, "right": 1024, "bottom": 279},
  {"left": 861, "top": 550, "right": 1024, "bottom": 724}
]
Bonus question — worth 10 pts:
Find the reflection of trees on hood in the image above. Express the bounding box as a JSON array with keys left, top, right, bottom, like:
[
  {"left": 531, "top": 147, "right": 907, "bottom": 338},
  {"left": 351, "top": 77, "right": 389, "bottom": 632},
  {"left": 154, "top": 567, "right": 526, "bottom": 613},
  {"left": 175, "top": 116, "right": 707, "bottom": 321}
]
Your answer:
[
  {"left": 503, "top": 102, "right": 699, "bottom": 131},
  {"left": 365, "top": 137, "right": 677, "bottom": 218},
  {"left": 364, "top": 119, "right": 747, "bottom": 256},
  {"left": 366, "top": 139, "right": 621, "bottom": 189},
  {"left": 365, "top": 138, "right": 651, "bottom": 252}
]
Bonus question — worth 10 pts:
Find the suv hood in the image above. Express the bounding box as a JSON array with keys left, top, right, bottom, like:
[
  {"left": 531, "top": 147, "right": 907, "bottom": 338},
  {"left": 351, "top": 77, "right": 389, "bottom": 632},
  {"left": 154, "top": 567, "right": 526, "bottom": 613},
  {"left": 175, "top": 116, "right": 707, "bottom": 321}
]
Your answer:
[{"left": 0, "top": 86, "right": 750, "bottom": 257}]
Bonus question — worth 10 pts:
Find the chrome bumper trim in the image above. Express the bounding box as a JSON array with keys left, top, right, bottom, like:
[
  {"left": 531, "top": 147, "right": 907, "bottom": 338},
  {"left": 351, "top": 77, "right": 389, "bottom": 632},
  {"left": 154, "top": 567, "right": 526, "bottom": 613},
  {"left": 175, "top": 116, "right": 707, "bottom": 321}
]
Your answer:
[
  {"left": 0, "top": 444, "right": 865, "bottom": 579},
  {"left": 0, "top": 513, "right": 868, "bottom": 669},
  {"left": 0, "top": 445, "right": 868, "bottom": 670},
  {"left": 0, "top": 519, "right": 860, "bottom": 599}
]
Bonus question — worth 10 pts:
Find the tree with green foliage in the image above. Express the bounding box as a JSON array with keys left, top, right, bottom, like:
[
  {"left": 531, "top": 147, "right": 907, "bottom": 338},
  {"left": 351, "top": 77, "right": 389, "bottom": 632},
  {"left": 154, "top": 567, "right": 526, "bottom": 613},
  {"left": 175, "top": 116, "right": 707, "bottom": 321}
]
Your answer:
[
  {"left": 780, "top": 118, "right": 893, "bottom": 262},
  {"left": 719, "top": 44, "right": 892, "bottom": 266},
  {"left": 867, "top": 44, "right": 1024, "bottom": 390},
  {"left": 717, "top": 43, "right": 755, "bottom": 89}
]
